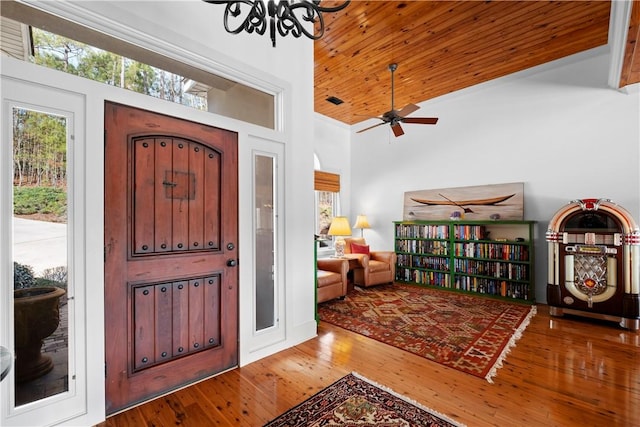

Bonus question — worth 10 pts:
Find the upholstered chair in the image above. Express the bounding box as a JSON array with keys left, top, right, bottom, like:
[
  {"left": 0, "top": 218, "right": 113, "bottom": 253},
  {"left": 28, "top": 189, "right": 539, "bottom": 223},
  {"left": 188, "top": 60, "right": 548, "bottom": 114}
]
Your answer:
[
  {"left": 343, "top": 237, "right": 397, "bottom": 287},
  {"left": 317, "top": 258, "right": 349, "bottom": 303}
]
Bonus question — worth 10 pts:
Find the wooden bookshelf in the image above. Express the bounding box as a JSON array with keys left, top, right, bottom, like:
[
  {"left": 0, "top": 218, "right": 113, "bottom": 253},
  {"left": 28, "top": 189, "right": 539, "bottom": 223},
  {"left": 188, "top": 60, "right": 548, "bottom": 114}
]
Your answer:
[{"left": 394, "top": 220, "right": 535, "bottom": 303}]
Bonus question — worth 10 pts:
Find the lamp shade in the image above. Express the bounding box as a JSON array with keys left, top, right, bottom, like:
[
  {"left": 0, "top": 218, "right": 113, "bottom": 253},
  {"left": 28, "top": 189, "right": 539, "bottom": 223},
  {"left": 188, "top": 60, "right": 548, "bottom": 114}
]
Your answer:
[
  {"left": 353, "top": 214, "right": 370, "bottom": 230},
  {"left": 327, "top": 216, "right": 352, "bottom": 236}
]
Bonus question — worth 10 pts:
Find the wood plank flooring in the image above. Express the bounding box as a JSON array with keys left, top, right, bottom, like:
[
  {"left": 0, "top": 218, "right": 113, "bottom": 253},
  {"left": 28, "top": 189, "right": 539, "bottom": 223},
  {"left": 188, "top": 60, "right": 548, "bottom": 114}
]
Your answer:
[{"left": 97, "top": 304, "right": 640, "bottom": 427}]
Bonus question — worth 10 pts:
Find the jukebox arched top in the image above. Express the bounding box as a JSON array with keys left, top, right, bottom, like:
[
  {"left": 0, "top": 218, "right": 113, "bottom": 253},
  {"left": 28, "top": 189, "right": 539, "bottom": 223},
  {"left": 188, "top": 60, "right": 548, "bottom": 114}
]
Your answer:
[{"left": 547, "top": 198, "right": 639, "bottom": 240}]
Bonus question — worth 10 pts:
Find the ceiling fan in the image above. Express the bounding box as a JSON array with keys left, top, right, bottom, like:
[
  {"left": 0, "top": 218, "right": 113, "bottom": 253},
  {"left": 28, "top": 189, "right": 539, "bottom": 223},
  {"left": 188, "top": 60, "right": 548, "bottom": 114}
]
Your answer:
[{"left": 356, "top": 63, "right": 438, "bottom": 137}]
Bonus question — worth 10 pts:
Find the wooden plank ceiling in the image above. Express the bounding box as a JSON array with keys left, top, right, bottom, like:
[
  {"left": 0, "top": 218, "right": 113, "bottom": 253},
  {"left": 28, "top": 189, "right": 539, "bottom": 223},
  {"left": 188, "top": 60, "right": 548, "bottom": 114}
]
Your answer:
[{"left": 314, "top": 0, "right": 635, "bottom": 126}]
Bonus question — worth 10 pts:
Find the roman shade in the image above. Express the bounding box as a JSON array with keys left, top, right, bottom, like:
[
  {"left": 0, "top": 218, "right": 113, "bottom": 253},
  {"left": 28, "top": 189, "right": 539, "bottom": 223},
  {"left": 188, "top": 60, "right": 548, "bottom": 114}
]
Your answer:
[{"left": 314, "top": 170, "right": 340, "bottom": 192}]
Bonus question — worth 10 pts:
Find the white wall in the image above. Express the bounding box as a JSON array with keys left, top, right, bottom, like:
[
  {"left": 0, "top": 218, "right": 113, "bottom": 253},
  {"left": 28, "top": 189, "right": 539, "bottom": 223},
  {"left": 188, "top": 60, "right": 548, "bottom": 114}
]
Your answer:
[{"left": 337, "top": 46, "right": 640, "bottom": 304}]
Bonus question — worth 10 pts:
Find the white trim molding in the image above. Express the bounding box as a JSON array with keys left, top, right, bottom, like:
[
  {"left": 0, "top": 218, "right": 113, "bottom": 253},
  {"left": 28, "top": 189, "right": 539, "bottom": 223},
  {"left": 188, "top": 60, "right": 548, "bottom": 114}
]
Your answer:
[{"left": 608, "top": 0, "right": 634, "bottom": 89}]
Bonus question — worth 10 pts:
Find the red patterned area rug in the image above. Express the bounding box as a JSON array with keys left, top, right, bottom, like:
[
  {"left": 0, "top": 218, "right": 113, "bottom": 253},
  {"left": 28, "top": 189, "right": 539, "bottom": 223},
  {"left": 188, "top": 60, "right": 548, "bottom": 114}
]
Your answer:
[
  {"left": 318, "top": 283, "right": 536, "bottom": 383},
  {"left": 264, "top": 372, "right": 465, "bottom": 426}
]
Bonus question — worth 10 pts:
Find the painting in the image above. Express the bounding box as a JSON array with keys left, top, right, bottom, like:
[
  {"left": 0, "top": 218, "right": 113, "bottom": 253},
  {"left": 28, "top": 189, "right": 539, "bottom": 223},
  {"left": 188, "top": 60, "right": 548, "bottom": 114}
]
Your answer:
[{"left": 403, "top": 182, "right": 524, "bottom": 221}]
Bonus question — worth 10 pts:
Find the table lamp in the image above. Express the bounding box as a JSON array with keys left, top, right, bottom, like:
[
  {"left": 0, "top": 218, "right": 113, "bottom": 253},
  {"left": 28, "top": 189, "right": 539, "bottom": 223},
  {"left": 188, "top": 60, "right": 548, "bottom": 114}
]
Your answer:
[
  {"left": 328, "top": 216, "right": 352, "bottom": 257},
  {"left": 353, "top": 214, "right": 370, "bottom": 238}
]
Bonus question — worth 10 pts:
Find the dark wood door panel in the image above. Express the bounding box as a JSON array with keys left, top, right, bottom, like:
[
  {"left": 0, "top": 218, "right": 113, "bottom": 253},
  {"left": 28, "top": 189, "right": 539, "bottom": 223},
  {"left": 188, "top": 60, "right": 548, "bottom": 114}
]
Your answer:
[
  {"left": 172, "top": 280, "right": 190, "bottom": 357},
  {"left": 131, "top": 137, "right": 221, "bottom": 256},
  {"left": 131, "top": 274, "right": 223, "bottom": 372},
  {"left": 105, "top": 102, "right": 238, "bottom": 414},
  {"left": 154, "top": 138, "right": 173, "bottom": 253}
]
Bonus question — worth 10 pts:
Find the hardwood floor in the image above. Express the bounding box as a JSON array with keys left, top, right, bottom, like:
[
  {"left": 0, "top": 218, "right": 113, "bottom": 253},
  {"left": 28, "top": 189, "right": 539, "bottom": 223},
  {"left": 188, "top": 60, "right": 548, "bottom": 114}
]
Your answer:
[{"left": 97, "top": 304, "right": 640, "bottom": 427}]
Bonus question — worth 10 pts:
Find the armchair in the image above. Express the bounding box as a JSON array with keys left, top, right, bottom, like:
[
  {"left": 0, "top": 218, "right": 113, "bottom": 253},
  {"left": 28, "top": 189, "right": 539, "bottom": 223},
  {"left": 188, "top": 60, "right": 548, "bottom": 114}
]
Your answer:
[
  {"left": 344, "top": 237, "right": 397, "bottom": 287},
  {"left": 316, "top": 258, "right": 349, "bottom": 303}
]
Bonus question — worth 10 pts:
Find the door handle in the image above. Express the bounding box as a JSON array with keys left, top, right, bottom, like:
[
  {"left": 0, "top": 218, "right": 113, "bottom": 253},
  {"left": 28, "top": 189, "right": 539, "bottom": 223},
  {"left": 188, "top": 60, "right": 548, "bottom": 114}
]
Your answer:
[{"left": 227, "top": 259, "right": 237, "bottom": 267}]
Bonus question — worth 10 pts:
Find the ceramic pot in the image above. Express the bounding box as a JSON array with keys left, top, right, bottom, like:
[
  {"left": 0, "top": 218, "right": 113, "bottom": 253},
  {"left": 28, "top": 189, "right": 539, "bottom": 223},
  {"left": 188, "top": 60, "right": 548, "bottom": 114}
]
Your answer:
[{"left": 14, "top": 286, "right": 65, "bottom": 382}]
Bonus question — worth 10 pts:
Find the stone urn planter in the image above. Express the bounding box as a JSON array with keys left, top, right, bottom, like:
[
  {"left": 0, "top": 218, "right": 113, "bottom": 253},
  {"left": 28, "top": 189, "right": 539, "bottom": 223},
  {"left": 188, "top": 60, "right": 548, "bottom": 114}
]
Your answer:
[{"left": 14, "top": 286, "right": 66, "bottom": 382}]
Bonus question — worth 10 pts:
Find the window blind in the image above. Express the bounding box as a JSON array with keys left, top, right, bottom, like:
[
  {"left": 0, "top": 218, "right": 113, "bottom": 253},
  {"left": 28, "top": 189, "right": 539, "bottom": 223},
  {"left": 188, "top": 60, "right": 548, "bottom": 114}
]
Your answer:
[{"left": 314, "top": 170, "right": 340, "bottom": 192}]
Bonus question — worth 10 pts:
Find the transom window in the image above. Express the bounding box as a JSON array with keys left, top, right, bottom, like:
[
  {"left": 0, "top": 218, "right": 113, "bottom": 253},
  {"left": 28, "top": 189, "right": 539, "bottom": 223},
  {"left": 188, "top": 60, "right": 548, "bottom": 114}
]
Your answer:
[{"left": 0, "top": 13, "right": 275, "bottom": 129}]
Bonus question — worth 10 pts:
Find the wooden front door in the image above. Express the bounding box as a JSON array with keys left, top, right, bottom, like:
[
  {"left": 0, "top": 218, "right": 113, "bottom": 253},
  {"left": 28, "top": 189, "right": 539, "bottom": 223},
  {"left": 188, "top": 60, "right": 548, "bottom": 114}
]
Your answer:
[{"left": 104, "top": 102, "right": 238, "bottom": 414}]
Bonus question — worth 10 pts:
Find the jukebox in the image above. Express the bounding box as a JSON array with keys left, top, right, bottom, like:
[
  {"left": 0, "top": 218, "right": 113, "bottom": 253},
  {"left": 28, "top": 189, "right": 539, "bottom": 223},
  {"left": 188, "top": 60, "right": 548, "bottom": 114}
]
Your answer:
[{"left": 546, "top": 198, "right": 640, "bottom": 330}]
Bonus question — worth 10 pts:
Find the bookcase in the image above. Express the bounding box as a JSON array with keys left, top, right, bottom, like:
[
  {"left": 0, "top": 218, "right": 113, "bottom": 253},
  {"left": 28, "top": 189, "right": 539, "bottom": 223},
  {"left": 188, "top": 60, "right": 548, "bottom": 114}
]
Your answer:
[{"left": 394, "top": 220, "right": 536, "bottom": 303}]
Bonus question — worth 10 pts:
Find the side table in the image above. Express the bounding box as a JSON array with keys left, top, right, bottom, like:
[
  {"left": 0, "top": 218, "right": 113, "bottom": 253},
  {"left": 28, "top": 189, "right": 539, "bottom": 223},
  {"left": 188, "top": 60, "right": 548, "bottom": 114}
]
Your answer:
[{"left": 343, "top": 254, "right": 363, "bottom": 293}]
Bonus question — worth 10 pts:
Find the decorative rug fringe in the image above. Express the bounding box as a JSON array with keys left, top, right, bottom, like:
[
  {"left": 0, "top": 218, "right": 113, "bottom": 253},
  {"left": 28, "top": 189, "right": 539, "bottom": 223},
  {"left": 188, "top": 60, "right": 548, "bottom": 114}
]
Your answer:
[
  {"left": 351, "top": 372, "right": 467, "bottom": 427},
  {"left": 484, "top": 304, "right": 537, "bottom": 383}
]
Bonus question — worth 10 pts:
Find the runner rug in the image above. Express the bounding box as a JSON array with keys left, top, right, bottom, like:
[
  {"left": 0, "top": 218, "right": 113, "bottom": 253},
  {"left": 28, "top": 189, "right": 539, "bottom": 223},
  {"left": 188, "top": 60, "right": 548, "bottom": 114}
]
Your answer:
[
  {"left": 318, "top": 283, "right": 536, "bottom": 383},
  {"left": 264, "top": 372, "right": 465, "bottom": 426}
]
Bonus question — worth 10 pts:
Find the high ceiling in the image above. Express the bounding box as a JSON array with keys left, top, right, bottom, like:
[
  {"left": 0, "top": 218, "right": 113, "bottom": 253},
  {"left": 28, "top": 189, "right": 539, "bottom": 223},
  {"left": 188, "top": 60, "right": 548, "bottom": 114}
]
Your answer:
[
  {"left": 314, "top": 1, "right": 640, "bottom": 127},
  {"left": 2, "top": 0, "right": 638, "bottom": 131}
]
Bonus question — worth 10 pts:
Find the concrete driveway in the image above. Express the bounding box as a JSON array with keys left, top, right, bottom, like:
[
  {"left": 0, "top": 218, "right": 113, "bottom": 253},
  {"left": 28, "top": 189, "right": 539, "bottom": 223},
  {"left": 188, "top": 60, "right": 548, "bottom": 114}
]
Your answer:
[{"left": 13, "top": 217, "right": 67, "bottom": 277}]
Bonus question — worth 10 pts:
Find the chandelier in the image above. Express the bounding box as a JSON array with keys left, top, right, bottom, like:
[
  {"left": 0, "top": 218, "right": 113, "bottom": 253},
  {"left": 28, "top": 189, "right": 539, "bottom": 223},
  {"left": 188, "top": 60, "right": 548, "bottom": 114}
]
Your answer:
[{"left": 203, "top": 0, "right": 350, "bottom": 47}]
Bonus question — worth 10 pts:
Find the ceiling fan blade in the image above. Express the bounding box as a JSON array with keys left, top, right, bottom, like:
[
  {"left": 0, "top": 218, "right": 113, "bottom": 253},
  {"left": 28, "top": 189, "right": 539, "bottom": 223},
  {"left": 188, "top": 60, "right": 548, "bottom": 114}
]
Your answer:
[
  {"left": 402, "top": 117, "right": 439, "bottom": 125},
  {"left": 356, "top": 121, "right": 387, "bottom": 133},
  {"left": 391, "top": 123, "right": 404, "bottom": 137},
  {"left": 397, "top": 103, "right": 420, "bottom": 117}
]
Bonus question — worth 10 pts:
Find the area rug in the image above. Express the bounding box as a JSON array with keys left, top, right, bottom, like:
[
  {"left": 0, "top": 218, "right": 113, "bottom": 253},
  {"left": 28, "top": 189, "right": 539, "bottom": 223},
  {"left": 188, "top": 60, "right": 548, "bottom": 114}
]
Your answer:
[
  {"left": 264, "top": 372, "right": 465, "bottom": 426},
  {"left": 318, "top": 283, "right": 536, "bottom": 383}
]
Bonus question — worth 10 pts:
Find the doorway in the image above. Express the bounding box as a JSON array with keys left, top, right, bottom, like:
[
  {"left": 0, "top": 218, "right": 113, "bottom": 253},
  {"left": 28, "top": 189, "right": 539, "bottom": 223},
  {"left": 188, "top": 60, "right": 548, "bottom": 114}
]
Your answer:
[{"left": 104, "top": 102, "right": 239, "bottom": 414}]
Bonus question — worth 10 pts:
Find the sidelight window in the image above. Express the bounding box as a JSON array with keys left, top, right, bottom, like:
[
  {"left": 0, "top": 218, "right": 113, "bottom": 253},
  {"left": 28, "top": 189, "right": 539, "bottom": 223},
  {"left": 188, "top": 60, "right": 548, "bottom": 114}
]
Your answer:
[{"left": 2, "top": 80, "right": 87, "bottom": 426}]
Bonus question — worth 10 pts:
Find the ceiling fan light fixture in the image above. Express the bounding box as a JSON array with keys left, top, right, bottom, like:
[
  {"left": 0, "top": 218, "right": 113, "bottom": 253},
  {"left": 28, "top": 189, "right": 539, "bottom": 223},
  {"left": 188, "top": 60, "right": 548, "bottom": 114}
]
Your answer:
[
  {"left": 356, "top": 63, "right": 439, "bottom": 137},
  {"left": 203, "top": 0, "right": 350, "bottom": 47}
]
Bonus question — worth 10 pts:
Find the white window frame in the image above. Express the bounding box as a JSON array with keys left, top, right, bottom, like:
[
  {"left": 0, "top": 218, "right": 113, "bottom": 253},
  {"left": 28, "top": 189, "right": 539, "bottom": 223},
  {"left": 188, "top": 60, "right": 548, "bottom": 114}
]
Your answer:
[
  {"left": 315, "top": 189, "right": 341, "bottom": 258},
  {"left": 1, "top": 77, "right": 88, "bottom": 427},
  {"left": 240, "top": 136, "right": 286, "bottom": 357}
]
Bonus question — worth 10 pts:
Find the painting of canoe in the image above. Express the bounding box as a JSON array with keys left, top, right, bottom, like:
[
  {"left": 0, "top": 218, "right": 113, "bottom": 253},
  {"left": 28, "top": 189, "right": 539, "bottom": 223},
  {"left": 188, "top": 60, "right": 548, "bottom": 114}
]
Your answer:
[
  {"left": 411, "top": 193, "right": 515, "bottom": 206},
  {"left": 403, "top": 183, "right": 524, "bottom": 221}
]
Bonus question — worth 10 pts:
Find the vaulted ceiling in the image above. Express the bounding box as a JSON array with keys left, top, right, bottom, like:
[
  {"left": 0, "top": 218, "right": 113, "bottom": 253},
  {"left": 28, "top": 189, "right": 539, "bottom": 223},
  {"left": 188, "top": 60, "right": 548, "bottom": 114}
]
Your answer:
[
  {"left": 2, "top": 1, "right": 638, "bottom": 131},
  {"left": 314, "top": 1, "right": 640, "bottom": 127}
]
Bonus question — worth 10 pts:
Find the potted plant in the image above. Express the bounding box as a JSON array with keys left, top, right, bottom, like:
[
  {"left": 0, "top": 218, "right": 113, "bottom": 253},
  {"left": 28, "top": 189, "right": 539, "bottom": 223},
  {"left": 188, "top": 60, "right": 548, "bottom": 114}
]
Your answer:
[{"left": 13, "top": 262, "right": 65, "bottom": 382}]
